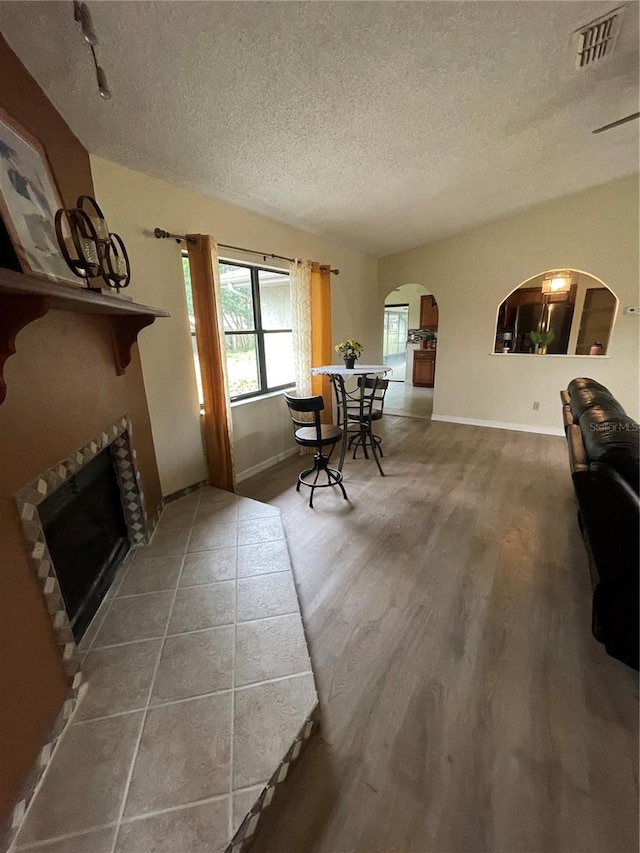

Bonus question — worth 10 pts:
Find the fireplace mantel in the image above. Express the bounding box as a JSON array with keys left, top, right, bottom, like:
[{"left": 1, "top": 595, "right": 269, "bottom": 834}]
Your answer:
[{"left": 0, "top": 267, "right": 170, "bottom": 404}]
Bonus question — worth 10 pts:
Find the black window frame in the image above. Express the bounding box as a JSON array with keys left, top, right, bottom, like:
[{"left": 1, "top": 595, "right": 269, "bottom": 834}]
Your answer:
[
  {"left": 221, "top": 259, "right": 294, "bottom": 401},
  {"left": 184, "top": 253, "right": 294, "bottom": 403}
]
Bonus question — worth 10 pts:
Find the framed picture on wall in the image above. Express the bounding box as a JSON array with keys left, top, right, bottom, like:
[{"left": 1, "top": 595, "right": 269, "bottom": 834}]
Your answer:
[{"left": 0, "top": 106, "right": 79, "bottom": 284}]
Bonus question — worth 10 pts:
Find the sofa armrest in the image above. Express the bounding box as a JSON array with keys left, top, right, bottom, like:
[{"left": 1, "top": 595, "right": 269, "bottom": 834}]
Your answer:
[
  {"left": 560, "top": 389, "right": 575, "bottom": 432},
  {"left": 562, "top": 405, "right": 574, "bottom": 431},
  {"left": 567, "top": 424, "right": 588, "bottom": 473}
]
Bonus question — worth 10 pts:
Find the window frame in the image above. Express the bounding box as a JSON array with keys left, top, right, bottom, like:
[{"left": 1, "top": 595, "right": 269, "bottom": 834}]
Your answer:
[{"left": 184, "top": 253, "right": 295, "bottom": 403}]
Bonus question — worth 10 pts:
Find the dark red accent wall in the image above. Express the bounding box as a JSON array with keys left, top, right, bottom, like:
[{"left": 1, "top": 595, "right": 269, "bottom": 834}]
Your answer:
[{"left": 0, "top": 35, "right": 161, "bottom": 823}]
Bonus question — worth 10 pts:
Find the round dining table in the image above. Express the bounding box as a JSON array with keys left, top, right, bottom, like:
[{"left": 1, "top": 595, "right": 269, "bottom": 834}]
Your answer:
[{"left": 311, "top": 364, "right": 392, "bottom": 475}]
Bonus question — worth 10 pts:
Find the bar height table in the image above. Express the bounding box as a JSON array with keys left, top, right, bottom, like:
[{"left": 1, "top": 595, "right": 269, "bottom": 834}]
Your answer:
[{"left": 311, "top": 365, "right": 391, "bottom": 475}]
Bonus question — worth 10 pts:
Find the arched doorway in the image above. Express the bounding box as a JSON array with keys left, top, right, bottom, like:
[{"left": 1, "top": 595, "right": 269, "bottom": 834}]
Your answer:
[
  {"left": 383, "top": 283, "right": 434, "bottom": 382},
  {"left": 382, "top": 283, "right": 437, "bottom": 419}
]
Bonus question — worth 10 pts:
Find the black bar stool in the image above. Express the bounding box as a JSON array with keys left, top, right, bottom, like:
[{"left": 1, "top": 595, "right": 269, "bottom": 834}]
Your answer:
[
  {"left": 284, "top": 392, "right": 348, "bottom": 508},
  {"left": 347, "top": 376, "right": 389, "bottom": 459},
  {"left": 331, "top": 374, "right": 385, "bottom": 476}
]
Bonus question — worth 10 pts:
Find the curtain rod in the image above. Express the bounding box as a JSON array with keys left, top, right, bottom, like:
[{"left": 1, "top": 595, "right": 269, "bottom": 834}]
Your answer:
[{"left": 153, "top": 228, "right": 339, "bottom": 275}]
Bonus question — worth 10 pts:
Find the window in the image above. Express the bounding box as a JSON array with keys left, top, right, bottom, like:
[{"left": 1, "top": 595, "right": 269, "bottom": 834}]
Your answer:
[
  {"left": 182, "top": 256, "right": 295, "bottom": 402},
  {"left": 383, "top": 304, "right": 409, "bottom": 360}
]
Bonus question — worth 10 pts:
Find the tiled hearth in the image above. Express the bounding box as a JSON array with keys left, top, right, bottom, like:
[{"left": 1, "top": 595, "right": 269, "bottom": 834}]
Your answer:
[{"left": 11, "top": 488, "right": 318, "bottom": 853}]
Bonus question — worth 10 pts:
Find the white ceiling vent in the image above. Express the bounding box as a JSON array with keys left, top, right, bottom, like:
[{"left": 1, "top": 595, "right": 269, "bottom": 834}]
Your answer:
[{"left": 574, "top": 6, "right": 625, "bottom": 69}]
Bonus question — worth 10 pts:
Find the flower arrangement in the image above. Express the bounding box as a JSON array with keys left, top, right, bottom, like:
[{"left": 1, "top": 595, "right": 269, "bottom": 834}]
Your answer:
[
  {"left": 335, "top": 339, "right": 364, "bottom": 368},
  {"left": 417, "top": 329, "right": 437, "bottom": 341},
  {"left": 334, "top": 339, "right": 364, "bottom": 359},
  {"left": 417, "top": 328, "right": 437, "bottom": 349}
]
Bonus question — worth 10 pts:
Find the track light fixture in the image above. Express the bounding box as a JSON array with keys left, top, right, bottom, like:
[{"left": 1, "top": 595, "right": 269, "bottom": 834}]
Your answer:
[{"left": 73, "top": 1, "right": 111, "bottom": 100}]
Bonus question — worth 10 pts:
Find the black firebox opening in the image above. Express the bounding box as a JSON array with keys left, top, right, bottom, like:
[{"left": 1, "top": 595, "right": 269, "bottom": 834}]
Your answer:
[{"left": 38, "top": 447, "right": 130, "bottom": 642}]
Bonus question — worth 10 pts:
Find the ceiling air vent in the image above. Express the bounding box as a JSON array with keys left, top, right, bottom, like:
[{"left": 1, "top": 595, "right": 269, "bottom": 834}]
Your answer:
[{"left": 574, "top": 6, "right": 625, "bottom": 69}]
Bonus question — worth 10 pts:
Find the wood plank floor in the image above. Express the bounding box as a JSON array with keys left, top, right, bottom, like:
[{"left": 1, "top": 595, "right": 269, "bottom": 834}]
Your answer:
[{"left": 239, "top": 414, "right": 638, "bottom": 853}]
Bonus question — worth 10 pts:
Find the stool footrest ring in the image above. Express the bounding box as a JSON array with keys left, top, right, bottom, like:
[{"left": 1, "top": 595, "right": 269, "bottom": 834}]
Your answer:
[{"left": 295, "top": 452, "right": 348, "bottom": 507}]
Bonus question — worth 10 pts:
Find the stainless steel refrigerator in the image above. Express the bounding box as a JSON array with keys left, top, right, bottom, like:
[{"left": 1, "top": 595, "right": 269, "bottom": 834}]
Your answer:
[{"left": 513, "top": 301, "right": 574, "bottom": 353}]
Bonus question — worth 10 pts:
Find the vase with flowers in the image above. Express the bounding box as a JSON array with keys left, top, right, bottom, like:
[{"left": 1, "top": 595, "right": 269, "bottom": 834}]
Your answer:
[
  {"left": 418, "top": 329, "right": 437, "bottom": 350},
  {"left": 335, "top": 339, "right": 364, "bottom": 369}
]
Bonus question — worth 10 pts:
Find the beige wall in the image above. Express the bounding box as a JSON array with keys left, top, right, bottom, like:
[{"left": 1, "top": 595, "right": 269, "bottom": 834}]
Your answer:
[
  {"left": 90, "top": 158, "right": 638, "bottom": 485},
  {"left": 384, "top": 283, "right": 430, "bottom": 330},
  {"left": 90, "top": 156, "right": 379, "bottom": 492},
  {"left": 379, "top": 175, "right": 640, "bottom": 432}
]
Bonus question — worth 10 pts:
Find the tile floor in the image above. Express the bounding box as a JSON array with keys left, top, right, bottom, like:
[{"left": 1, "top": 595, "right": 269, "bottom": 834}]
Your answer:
[
  {"left": 13, "top": 487, "right": 317, "bottom": 853},
  {"left": 384, "top": 382, "right": 433, "bottom": 419}
]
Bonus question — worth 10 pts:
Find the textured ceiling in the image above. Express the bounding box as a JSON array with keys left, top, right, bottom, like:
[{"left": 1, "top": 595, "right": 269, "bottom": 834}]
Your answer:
[{"left": 0, "top": 1, "right": 638, "bottom": 256}]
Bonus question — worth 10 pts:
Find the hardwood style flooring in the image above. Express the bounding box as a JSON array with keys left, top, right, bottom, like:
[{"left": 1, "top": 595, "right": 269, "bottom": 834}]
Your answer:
[{"left": 239, "top": 414, "right": 638, "bottom": 853}]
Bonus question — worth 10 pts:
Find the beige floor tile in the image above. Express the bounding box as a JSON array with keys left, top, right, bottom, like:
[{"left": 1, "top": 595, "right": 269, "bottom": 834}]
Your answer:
[
  {"left": 117, "top": 555, "right": 182, "bottom": 597},
  {"left": 196, "top": 501, "right": 239, "bottom": 524},
  {"left": 115, "top": 799, "right": 230, "bottom": 853},
  {"left": 237, "top": 498, "right": 280, "bottom": 520},
  {"left": 16, "top": 713, "right": 143, "bottom": 844},
  {"left": 168, "top": 581, "right": 235, "bottom": 634},
  {"left": 140, "top": 528, "right": 192, "bottom": 558},
  {"left": 235, "top": 614, "right": 311, "bottom": 686},
  {"left": 124, "top": 693, "right": 232, "bottom": 816},
  {"left": 180, "top": 549, "right": 237, "bottom": 586},
  {"left": 199, "top": 487, "right": 238, "bottom": 505},
  {"left": 15, "top": 826, "right": 116, "bottom": 853},
  {"left": 233, "top": 675, "right": 316, "bottom": 789},
  {"left": 237, "top": 518, "right": 284, "bottom": 547},
  {"left": 232, "top": 785, "right": 266, "bottom": 837},
  {"left": 92, "top": 592, "right": 173, "bottom": 647},
  {"left": 236, "top": 572, "right": 299, "bottom": 623},
  {"left": 156, "top": 502, "right": 198, "bottom": 530},
  {"left": 75, "top": 640, "right": 162, "bottom": 721},
  {"left": 107, "top": 552, "right": 135, "bottom": 599},
  {"left": 188, "top": 523, "right": 237, "bottom": 553},
  {"left": 151, "top": 626, "right": 234, "bottom": 703},
  {"left": 236, "top": 541, "right": 291, "bottom": 578},
  {"left": 77, "top": 594, "right": 113, "bottom": 652}
]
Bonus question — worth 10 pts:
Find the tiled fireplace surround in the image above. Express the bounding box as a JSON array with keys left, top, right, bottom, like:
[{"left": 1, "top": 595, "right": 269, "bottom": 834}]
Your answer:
[{"left": 7, "top": 417, "right": 318, "bottom": 853}]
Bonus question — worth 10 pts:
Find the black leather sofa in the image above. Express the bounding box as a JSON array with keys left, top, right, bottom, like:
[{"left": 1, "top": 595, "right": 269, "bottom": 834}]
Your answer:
[{"left": 560, "top": 378, "right": 639, "bottom": 669}]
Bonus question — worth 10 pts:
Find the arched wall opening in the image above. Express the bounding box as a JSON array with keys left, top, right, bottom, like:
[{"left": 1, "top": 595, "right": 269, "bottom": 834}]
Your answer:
[
  {"left": 382, "top": 282, "right": 439, "bottom": 403},
  {"left": 493, "top": 268, "right": 619, "bottom": 356},
  {"left": 383, "top": 283, "right": 432, "bottom": 383}
]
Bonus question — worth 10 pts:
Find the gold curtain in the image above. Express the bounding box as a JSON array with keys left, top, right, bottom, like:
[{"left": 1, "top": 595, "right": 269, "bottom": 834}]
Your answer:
[
  {"left": 310, "top": 263, "right": 333, "bottom": 423},
  {"left": 186, "top": 235, "right": 236, "bottom": 492}
]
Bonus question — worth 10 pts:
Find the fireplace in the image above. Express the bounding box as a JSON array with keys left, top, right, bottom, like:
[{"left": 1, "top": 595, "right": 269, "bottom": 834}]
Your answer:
[
  {"left": 14, "top": 415, "right": 151, "bottom": 678},
  {"left": 8, "top": 418, "right": 156, "bottom": 845},
  {"left": 38, "top": 447, "right": 130, "bottom": 642}
]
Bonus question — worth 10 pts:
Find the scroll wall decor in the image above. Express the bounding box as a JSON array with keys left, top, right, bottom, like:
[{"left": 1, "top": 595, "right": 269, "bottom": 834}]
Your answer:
[{"left": 55, "top": 195, "right": 131, "bottom": 292}]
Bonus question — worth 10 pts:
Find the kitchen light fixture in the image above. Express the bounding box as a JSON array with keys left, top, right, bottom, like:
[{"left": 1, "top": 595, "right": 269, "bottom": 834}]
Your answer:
[
  {"left": 541, "top": 271, "right": 572, "bottom": 294},
  {"left": 73, "top": 1, "right": 111, "bottom": 100}
]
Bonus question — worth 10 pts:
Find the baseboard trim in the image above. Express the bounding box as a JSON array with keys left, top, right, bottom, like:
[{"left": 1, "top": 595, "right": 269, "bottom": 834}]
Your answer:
[
  {"left": 236, "top": 447, "right": 299, "bottom": 483},
  {"left": 162, "top": 480, "right": 207, "bottom": 505},
  {"left": 431, "top": 414, "right": 564, "bottom": 436}
]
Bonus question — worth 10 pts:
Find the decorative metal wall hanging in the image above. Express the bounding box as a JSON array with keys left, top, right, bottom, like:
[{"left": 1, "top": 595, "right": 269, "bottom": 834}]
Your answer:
[{"left": 55, "top": 195, "right": 131, "bottom": 292}]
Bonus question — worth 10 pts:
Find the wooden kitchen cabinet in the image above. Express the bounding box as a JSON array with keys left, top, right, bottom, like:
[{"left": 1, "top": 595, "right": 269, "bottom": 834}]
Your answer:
[
  {"left": 420, "top": 295, "right": 439, "bottom": 329},
  {"left": 413, "top": 350, "right": 436, "bottom": 387}
]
